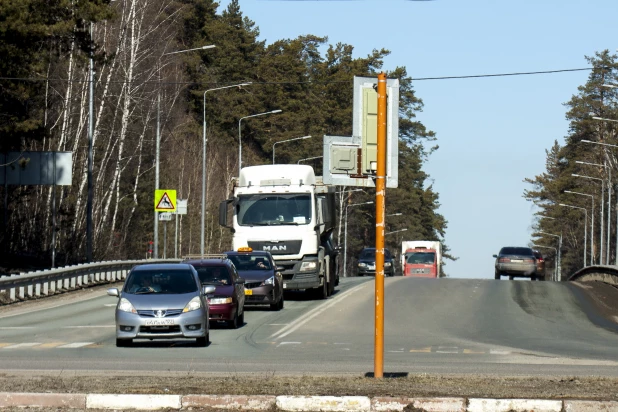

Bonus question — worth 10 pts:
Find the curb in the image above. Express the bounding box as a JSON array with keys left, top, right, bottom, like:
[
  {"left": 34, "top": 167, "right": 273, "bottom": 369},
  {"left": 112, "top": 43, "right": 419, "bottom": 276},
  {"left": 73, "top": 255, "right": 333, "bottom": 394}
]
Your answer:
[{"left": 0, "top": 393, "right": 617, "bottom": 411}]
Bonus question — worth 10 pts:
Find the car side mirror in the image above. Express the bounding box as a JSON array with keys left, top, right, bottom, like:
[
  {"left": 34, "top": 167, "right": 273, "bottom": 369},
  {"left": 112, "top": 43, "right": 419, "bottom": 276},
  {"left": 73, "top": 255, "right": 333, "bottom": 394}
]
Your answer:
[
  {"left": 236, "top": 278, "right": 246, "bottom": 285},
  {"left": 202, "top": 285, "right": 216, "bottom": 295},
  {"left": 492, "top": 255, "right": 498, "bottom": 258},
  {"left": 107, "top": 288, "right": 119, "bottom": 297}
]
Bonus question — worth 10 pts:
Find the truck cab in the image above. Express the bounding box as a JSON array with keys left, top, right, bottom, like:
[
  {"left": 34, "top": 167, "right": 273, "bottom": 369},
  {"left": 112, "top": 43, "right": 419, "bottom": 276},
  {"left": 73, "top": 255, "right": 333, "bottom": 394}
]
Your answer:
[{"left": 220, "top": 165, "right": 338, "bottom": 298}]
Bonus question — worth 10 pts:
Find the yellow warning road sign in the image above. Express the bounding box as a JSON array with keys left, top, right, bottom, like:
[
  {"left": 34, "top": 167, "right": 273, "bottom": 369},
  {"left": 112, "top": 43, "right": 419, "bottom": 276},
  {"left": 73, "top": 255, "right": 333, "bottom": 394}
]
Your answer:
[{"left": 154, "top": 189, "right": 177, "bottom": 212}]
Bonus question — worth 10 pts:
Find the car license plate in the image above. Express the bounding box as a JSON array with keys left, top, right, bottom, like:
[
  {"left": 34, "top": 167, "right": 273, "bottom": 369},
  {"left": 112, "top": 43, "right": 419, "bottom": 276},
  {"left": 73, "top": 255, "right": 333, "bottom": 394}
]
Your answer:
[
  {"left": 244, "top": 289, "right": 253, "bottom": 295},
  {"left": 510, "top": 259, "right": 523, "bottom": 263},
  {"left": 145, "top": 319, "right": 174, "bottom": 326}
]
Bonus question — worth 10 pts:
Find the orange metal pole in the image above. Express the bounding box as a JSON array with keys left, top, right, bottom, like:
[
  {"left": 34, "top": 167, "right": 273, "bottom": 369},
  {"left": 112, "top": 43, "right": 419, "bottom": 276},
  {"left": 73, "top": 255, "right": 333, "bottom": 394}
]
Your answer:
[{"left": 374, "top": 72, "right": 387, "bottom": 378}]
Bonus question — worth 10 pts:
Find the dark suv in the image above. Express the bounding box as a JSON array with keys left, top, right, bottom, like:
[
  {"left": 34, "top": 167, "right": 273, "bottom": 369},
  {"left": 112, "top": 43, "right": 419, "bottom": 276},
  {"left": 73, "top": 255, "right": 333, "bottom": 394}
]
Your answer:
[
  {"left": 494, "top": 247, "right": 544, "bottom": 281},
  {"left": 183, "top": 256, "right": 246, "bottom": 328},
  {"left": 356, "top": 247, "right": 395, "bottom": 277}
]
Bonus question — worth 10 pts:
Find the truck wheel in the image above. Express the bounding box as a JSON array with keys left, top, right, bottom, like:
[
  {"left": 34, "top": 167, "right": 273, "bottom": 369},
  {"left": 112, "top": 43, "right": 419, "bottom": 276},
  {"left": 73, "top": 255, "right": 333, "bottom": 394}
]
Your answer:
[{"left": 313, "top": 279, "right": 328, "bottom": 300}]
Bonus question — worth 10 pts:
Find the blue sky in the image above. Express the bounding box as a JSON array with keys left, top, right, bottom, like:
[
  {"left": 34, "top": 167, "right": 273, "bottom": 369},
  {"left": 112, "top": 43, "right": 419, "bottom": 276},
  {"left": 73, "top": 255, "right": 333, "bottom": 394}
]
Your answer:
[{"left": 219, "top": 0, "right": 617, "bottom": 278}]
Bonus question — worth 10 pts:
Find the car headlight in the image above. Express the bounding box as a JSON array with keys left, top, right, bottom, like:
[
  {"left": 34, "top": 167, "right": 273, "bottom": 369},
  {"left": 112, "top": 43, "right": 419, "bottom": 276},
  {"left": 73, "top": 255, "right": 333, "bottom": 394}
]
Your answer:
[
  {"left": 384, "top": 262, "right": 392, "bottom": 267},
  {"left": 118, "top": 298, "right": 137, "bottom": 313},
  {"left": 183, "top": 296, "right": 202, "bottom": 312},
  {"left": 208, "top": 297, "right": 233, "bottom": 305},
  {"left": 299, "top": 261, "right": 317, "bottom": 272},
  {"left": 358, "top": 263, "right": 367, "bottom": 268},
  {"left": 262, "top": 276, "right": 275, "bottom": 286}
]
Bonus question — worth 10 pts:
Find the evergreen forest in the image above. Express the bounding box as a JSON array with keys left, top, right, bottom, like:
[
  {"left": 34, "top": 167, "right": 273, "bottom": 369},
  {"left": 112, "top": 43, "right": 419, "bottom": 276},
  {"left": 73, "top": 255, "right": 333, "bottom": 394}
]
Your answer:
[
  {"left": 525, "top": 51, "right": 618, "bottom": 279},
  {"left": 0, "top": 0, "right": 451, "bottom": 276}
]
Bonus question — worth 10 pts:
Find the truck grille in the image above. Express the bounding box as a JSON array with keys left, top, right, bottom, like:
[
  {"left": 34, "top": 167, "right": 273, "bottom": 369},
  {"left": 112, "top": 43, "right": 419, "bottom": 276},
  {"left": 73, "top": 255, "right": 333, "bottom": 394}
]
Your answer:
[{"left": 248, "top": 240, "right": 302, "bottom": 255}]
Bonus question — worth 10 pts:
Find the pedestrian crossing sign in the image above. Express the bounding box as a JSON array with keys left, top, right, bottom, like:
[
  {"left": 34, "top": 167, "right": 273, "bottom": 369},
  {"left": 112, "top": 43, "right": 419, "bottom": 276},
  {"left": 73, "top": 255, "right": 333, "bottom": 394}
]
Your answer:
[{"left": 154, "top": 189, "right": 176, "bottom": 212}]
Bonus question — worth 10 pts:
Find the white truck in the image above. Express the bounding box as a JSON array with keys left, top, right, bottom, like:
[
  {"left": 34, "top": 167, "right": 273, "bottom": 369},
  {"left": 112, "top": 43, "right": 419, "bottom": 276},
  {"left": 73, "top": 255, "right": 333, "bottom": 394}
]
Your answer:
[
  {"left": 219, "top": 165, "right": 339, "bottom": 298},
  {"left": 401, "top": 240, "right": 442, "bottom": 278}
]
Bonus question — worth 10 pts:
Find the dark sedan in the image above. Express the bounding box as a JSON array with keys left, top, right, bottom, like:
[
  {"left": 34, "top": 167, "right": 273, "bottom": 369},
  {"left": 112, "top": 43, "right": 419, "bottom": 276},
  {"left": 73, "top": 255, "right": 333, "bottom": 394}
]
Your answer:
[
  {"left": 225, "top": 248, "right": 284, "bottom": 311},
  {"left": 184, "top": 256, "right": 246, "bottom": 328},
  {"left": 356, "top": 247, "right": 395, "bottom": 277}
]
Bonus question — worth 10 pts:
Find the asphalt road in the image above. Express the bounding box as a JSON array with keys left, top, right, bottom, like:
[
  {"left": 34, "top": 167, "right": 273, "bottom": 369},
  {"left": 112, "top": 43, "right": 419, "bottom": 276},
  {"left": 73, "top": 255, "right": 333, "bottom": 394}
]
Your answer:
[{"left": 0, "top": 277, "right": 617, "bottom": 376}]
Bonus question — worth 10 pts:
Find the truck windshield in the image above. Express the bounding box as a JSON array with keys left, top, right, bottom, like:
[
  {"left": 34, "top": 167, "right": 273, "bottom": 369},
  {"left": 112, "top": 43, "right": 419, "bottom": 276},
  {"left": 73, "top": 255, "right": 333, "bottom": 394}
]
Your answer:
[
  {"left": 406, "top": 252, "right": 435, "bottom": 265},
  {"left": 237, "top": 194, "right": 312, "bottom": 226}
]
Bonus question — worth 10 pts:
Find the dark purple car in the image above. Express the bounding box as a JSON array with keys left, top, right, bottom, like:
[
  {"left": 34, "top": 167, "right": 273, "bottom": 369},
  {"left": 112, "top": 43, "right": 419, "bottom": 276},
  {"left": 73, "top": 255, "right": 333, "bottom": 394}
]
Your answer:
[{"left": 183, "top": 256, "right": 246, "bottom": 328}]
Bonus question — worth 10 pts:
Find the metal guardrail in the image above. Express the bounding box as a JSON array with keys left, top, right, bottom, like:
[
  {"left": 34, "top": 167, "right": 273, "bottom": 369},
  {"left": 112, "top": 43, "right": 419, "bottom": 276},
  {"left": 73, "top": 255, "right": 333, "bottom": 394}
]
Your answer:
[
  {"left": 0, "top": 259, "right": 182, "bottom": 305},
  {"left": 568, "top": 265, "right": 618, "bottom": 287}
]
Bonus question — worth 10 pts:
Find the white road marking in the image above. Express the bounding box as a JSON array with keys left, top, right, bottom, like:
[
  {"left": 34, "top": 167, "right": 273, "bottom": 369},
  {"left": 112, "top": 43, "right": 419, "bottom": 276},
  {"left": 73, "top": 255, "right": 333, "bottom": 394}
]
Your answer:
[
  {"left": 276, "top": 342, "right": 301, "bottom": 348},
  {"left": 490, "top": 349, "right": 511, "bottom": 355},
  {"left": 104, "top": 304, "right": 117, "bottom": 307},
  {"left": 57, "top": 342, "right": 95, "bottom": 348},
  {"left": 268, "top": 324, "right": 288, "bottom": 326},
  {"left": 0, "top": 327, "right": 35, "bottom": 330},
  {"left": 436, "top": 346, "right": 459, "bottom": 354},
  {"left": 63, "top": 325, "right": 115, "bottom": 328},
  {"left": 270, "top": 282, "right": 369, "bottom": 340},
  {"left": 3, "top": 343, "right": 41, "bottom": 348}
]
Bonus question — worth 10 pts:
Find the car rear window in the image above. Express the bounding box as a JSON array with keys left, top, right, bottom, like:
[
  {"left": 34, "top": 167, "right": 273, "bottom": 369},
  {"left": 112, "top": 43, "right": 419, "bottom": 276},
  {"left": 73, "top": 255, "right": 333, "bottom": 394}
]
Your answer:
[
  {"left": 194, "top": 265, "right": 232, "bottom": 285},
  {"left": 500, "top": 247, "right": 534, "bottom": 256},
  {"left": 124, "top": 270, "right": 197, "bottom": 294}
]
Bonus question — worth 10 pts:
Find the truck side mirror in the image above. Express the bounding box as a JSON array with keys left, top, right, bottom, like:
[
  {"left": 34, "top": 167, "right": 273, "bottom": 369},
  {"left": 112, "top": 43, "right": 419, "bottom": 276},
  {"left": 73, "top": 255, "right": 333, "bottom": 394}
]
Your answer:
[{"left": 219, "top": 199, "right": 234, "bottom": 229}]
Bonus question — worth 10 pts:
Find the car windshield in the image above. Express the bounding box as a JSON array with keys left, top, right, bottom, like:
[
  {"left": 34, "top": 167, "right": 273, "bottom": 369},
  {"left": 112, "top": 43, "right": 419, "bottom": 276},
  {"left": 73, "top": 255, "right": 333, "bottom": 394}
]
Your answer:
[
  {"left": 237, "top": 194, "right": 311, "bottom": 226},
  {"left": 359, "top": 249, "right": 375, "bottom": 259},
  {"left": 500, "top": 247, "right": 534, "bottom": 256},
  {"left": 359, "top": 249, "right": 391, "bottom": 259},
  {"left": 194, "top": 266, "right": 232, "bottom": 285},
  {"left": 406, "top": 252, "right": 435, "bottom": 264},
  {"left": 124, "top": 270, "right": 197, "bottom": 294},
  {"left": 227, "top": 255, "right": 272, "bottom": 271}
]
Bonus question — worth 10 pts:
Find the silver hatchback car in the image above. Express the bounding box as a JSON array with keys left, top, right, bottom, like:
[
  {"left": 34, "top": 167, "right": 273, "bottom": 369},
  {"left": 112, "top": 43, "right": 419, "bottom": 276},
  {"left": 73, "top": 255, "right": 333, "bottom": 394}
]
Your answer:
[{"left": 107, "top": 263, "right": 215, "bottom": 347}]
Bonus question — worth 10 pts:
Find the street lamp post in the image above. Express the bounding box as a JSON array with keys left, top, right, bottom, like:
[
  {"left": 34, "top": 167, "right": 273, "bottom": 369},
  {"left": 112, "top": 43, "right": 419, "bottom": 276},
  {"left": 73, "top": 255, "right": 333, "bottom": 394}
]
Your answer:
[
  {"left": 572, "top": 173, "right": 605, "bottom": 263},
  {"left": 297, "top": 156, "right": 323, "bottom": 164},
  {"left": 272, "top": 135, "right": 311, "bottom": 164},
  {"left": 532, "top": 244, "right": 558, "bottom": 281},
  {"left": 153, "top": 44, "right": 215, "bottom": 259},
  {"left": 538, "top": 231, "right": 563, "bottom": 281},
  {"left": 580, "top": 142, "right": 616, "bottom": 265},
  {"left": 564, "top": 190, "right": 595, "bottom": 265},
  {"left": 201, "top": 82, "right": 252, "bottom": 257},
  {"left": 344, "top": 201, "right": 373, "bottom": 278},
  {"left": 385, "top": 228, "right": 408, "bottom": 236},
  {"left": 239, "top": 110, "right": 282, "bottom": 175},
  {"left": 559, "top": 203, "right": 588, "bottom": 267}
]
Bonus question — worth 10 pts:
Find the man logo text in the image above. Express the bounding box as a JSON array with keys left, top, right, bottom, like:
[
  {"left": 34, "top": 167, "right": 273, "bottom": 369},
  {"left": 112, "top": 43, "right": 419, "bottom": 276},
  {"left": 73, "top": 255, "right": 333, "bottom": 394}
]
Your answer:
[{"left": 263, "top": 245, "right": 286, "bottom": 251}]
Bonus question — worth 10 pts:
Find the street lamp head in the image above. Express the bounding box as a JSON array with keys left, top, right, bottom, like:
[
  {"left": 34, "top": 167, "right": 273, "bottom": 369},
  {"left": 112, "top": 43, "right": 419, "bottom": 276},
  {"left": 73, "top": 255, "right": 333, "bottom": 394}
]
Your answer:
[
  {"left": 200, "top": 45, "right": 216, "bottom": 50},
  {"left": 271, "top": 109, "right": 283, "bottom": 114},
  {"left": 571, "top": 174, "right": 580, "bottom": 177},
  {"left": 580, "top": 140, "right": 593, "bottom": 143},
  {"left": 302, "top": 135, "right": 311, "bottom": 140}
]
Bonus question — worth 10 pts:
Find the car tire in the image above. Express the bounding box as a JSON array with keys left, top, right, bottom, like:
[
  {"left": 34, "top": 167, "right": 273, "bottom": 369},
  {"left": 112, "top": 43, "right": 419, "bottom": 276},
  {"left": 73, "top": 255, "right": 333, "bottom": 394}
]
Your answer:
[
  {"left": 271, "top": 295, "right": 284, "bottom": 311},
  {"left": 116, "top": 338, "right": 132, "bottom": 347},
  {"left": 531, "top": 274, "right": 538, "bottom": 281},
  {"left": 494, "top": 271, "right": 501, "bottom": 280},
  {"left": 509, "top": 276, "right": 514, "bottom": 280},
  {"left": 238, "top": 309, "right": 244, "bottom": 326},
  {"left": 196, "top": 334, "right": 208, "bottom": 347},
  {"left": 228, "top": 310, "right": 239, "bottom": 329}
]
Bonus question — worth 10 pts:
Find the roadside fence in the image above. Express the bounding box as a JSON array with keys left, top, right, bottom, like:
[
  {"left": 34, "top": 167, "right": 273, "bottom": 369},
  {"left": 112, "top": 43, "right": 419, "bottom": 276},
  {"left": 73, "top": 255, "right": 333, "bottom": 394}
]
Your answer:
[{"left": 0, "top": 259, "right": 181, "bottom": 306}]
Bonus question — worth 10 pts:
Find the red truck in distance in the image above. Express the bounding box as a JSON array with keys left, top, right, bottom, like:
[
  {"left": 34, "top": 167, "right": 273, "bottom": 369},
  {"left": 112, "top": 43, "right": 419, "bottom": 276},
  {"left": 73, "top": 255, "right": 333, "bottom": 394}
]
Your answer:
[{"left": 401, "top": 241, "right": 441, "bottom": 278}]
